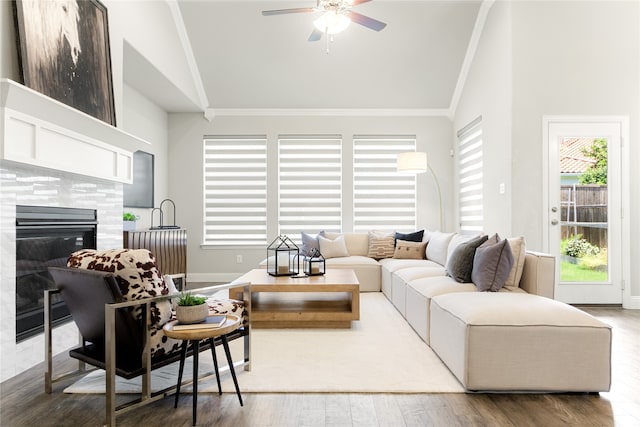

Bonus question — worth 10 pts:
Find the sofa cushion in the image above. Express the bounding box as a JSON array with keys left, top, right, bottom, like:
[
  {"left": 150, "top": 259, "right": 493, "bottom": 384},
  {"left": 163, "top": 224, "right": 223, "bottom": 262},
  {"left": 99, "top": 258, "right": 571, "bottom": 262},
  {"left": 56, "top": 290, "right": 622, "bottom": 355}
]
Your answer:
[
  {"left": 425, "top": 231, "right": 455, "bottom": 266},
  {"left": 322, "top": 231, "right": 370, "bottom": 256},
  {"left": 325, "top": 255, "right": 380, "bottom": 267},
  {"left": 367, "top": 230, "right": 396, "bottom": 259},
  {"left": 504, "top": 236, "right": 526, "bottom": 288},
  {"left": 471, "top": 237, "right": 514, "bottom": 292},
  {"left": 300, "top": 232, "right": 321, "bottom": 256},
  {"left": 395, "top": 230, "right": 424, "bottom": 246},
  {"left": 405, "top": 275, "right": 526, "bottom": 344},
  {"left": 429, "top": 292, "right": 612, "bottom": 392},
  {"left": 393, "top": 239, "right": 427, "bottom": 259},
  {"left": 446, "top": 234, "right": 488, "bottom": 283},
  {"left": 318, "top": 234, "right": 350, "bottom": 258}
]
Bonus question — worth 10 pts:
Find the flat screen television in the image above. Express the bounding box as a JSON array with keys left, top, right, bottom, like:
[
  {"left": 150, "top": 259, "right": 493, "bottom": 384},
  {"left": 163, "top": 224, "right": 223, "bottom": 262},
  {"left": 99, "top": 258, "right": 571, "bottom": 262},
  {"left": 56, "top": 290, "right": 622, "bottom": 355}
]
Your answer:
[{"left": 124, "top": 150, "right": 154, "bottom": 208}]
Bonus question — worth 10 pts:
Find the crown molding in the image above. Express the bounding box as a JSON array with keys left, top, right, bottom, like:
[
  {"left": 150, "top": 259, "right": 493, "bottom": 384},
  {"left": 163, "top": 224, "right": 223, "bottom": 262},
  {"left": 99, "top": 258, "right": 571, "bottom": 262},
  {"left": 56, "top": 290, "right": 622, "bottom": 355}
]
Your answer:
[{"left": 204, "top": 108, "right": 451, "bottom": 119}]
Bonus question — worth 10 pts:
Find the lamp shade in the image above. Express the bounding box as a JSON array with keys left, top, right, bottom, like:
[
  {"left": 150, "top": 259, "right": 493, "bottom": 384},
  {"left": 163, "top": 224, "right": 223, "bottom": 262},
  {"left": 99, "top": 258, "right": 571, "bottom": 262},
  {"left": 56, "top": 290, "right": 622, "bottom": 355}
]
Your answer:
[
  {"left": 397, "top": 152, "right": 427, "bottom": 174},
  {"left": 314, "top": 11, "right": 351, "bottom": 34}
]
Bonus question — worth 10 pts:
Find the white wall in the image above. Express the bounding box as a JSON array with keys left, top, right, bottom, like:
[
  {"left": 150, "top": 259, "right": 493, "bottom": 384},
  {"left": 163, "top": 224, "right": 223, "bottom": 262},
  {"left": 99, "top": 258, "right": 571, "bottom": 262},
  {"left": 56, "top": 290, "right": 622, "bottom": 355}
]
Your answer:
[
  {"left": 104, "top": 0, "right": 199, "bottom": 226},
  {"left": 510, "top": 0, "right": 640, "bottom": 299},
  {"left": 457, "top": 0, "right": 640, "bottom": 301},
  {"left": 454, "top": 0, "right": 513, "bottom": 237},
  {"left": 104, "top": 0, "right": 201, "bottom": 124},
  {"left": 168, "top": 113, "right": 453, "bottom": 281},
  {"left": 511, "top": 0, "right": 639, "bottom": 246},
  {"left": 122, "top": 83, "right": 170, "bottom": 229},
  {"left": 1, "top": 0, "right": 178, "bottom": 200}
]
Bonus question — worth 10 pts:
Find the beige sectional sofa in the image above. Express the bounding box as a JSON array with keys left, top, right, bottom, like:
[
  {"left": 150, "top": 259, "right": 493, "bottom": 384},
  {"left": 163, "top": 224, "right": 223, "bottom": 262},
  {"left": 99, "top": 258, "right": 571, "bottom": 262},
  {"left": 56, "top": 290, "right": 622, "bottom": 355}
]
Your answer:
[{"left": 260, "top": 230, "right": 612, "bottom": 392}]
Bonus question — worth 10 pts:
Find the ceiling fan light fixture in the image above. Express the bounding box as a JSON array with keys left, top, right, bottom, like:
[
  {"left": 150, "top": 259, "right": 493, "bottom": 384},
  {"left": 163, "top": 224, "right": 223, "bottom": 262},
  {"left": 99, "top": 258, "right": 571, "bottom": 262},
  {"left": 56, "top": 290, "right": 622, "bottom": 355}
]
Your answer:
[{"left": 313, "top": 11, "right": 351, "bottom": 34}]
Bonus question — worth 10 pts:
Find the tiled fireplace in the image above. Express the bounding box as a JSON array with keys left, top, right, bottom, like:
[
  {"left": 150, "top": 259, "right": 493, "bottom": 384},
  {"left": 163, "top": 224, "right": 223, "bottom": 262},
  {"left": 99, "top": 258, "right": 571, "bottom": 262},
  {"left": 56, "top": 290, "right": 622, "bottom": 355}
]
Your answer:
[
  {"left": 0, "top": 162, "right": 123, "bottom": 382},
  {"left": 0, "top": 79, "right": 144, "bottom": 382}
]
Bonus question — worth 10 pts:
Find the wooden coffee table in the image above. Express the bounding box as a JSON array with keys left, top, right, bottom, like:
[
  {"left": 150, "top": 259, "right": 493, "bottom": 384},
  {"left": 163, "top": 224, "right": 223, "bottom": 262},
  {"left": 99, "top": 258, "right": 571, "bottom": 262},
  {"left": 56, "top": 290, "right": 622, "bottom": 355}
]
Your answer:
[{"left": 230, "top": 269, "right": 359, "bottom": 328}]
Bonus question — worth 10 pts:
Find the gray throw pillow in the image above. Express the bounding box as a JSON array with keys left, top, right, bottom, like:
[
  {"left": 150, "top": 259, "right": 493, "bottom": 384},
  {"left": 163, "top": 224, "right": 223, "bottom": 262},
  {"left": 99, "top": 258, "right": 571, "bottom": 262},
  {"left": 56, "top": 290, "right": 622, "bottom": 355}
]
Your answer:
[
  {"left": 300, "top": 232, "right": 320, "bottom": 256},
  {"left": 446, "top": 234, "right": 488, "bottom": 283},
  {"left": 471, "top": 237, "right": 514, "bottom": 292}
]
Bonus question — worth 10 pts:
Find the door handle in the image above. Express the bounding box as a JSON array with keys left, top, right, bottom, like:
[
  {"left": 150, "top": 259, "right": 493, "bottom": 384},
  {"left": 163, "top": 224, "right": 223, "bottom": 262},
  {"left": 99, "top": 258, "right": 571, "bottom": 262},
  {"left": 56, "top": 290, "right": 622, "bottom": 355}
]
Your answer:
[{"left": 551, "top": 219, "right": 558, "bottom": 225}]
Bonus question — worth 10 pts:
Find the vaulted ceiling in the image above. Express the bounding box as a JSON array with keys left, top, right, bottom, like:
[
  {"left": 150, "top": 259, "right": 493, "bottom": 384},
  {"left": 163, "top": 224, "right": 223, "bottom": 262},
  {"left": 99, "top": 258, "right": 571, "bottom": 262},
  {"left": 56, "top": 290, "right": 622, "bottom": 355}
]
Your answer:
[{"left": 127, "top": 1, "right": 483, "bottom": 113}]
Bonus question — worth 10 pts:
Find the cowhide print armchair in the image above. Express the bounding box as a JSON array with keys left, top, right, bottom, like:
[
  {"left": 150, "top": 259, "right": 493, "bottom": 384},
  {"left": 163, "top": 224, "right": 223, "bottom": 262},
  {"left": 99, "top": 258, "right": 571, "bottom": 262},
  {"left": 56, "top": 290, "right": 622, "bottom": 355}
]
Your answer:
[{"left": 44, "top": 248, "right": 250, "bottom": 426}]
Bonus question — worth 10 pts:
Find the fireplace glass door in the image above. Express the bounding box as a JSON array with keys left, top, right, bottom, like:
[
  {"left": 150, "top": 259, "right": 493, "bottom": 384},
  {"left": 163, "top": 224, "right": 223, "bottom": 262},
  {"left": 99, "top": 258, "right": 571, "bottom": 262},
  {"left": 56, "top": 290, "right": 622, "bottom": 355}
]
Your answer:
[{"left": 16, "top": 206, "right": 97, "bottom": 341}]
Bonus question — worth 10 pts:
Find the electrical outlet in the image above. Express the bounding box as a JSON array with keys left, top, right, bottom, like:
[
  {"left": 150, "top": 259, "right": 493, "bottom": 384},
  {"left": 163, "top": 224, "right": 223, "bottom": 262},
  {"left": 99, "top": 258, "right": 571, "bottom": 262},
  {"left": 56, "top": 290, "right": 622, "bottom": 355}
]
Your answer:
[
  {"left": 236, "top": 254, "right": 243, "bottom": 264},
  {"left": 499, "top": 183, "right": 506, "bottom": 194}
]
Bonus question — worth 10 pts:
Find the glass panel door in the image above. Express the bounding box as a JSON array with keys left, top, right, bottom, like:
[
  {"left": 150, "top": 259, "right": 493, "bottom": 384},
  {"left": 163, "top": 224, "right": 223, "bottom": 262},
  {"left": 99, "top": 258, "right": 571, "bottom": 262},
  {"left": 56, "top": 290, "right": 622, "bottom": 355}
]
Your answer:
[{"left": 546, "top": 120, "right": 622, "bottom": 304}]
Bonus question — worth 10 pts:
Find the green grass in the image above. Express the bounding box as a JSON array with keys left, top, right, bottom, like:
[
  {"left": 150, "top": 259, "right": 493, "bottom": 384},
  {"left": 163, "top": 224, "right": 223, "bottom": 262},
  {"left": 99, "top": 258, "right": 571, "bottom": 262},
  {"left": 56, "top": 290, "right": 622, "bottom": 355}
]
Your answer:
[{"left": 560, "top": 261, "right": 608, "bottom": 282}]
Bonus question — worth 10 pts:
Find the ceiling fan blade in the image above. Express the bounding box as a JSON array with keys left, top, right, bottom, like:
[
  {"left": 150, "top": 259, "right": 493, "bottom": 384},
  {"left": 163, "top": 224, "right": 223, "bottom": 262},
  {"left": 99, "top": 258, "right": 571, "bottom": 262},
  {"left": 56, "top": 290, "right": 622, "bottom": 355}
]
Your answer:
[
  {"left": 352, "top": 0, "right": 373, "bottom": 5},
  {"left": 308, "top": 28, "right": 324, "bottom": 42},
  {"left": 348, "top": 11, "right": 387, "bottom": 31},
  {"left": 262, "top": 7, "right": 316, "bottom": 16}
]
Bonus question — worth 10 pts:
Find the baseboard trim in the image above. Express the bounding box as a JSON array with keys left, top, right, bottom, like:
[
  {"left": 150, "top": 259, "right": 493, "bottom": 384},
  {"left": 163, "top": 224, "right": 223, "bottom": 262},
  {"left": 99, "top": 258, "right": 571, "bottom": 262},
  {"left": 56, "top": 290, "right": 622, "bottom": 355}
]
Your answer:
[{"left": 623, "top": 295, "right": 640, "bottom": 310}]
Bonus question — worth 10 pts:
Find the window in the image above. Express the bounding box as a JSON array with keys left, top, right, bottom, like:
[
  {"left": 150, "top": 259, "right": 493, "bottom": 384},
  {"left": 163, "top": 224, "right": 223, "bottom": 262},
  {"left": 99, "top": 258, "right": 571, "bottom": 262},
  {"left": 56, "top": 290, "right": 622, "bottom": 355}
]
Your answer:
[
  {"left": 204, "top": 134, "right": 421, "bottom": 245},
  {"left": 278, "top": 136, "right": 342, "bottom": 237},
  {"left": 203, "top": 136, "right": 267, "bottom": 245},
  {"left": 457, "top": 117, "right": 483, "bottom": 233},
  {"left": 353, "top": 136, "right": 417, "bottom": 232}
]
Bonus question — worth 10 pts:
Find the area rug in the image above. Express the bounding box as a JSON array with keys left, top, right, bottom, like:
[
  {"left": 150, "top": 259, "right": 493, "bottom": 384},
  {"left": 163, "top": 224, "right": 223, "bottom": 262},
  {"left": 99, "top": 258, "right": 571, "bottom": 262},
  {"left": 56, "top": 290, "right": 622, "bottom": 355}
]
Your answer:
[{"left": 64, "top": 293, "right": 463, "bottom": 394}]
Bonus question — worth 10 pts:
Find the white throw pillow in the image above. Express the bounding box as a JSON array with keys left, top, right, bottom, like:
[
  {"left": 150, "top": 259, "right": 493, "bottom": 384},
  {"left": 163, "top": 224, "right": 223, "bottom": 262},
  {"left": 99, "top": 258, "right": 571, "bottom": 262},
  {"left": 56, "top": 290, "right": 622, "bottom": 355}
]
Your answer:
[
  {"left": 425, "top": 231, "right": 455, "bottom": 266},
  {"left": 318, "top": 235, "right": 350, "bottom": 259}
]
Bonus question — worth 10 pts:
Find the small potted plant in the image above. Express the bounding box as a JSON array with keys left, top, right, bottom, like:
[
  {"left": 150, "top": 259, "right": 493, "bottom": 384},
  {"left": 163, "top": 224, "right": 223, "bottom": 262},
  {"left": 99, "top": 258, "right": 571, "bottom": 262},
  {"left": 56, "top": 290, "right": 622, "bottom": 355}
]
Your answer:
[
  {"left": 176, "top": 292, "right": 209, "bottom": 324},
  {"left": 123, "top": 212, "right": 139, "bottom": 232}
]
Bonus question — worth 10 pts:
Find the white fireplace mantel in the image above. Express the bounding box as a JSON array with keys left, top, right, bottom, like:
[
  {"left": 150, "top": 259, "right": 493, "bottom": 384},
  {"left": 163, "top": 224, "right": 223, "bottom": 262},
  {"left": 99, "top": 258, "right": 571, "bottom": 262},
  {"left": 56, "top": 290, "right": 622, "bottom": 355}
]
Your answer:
[{"left": 0, "top": 79, "right": 148, "bottom": 184}]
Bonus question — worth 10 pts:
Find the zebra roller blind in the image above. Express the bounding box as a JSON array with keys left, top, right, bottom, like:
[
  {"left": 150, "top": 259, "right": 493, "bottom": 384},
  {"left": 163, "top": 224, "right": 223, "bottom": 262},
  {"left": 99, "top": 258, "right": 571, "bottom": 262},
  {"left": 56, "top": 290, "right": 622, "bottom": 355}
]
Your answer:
[
  {"left": 457, "top": 117, "right": 483, "bottom": 233},
  {"left": 278, "top": 136, "right": 343, "bottom": 237},
  {"left": 353, "top": 136, "right": 417, "bottom": 233},
  {"left": 203, "top": 136, "right": 267, "bottom": 245}
]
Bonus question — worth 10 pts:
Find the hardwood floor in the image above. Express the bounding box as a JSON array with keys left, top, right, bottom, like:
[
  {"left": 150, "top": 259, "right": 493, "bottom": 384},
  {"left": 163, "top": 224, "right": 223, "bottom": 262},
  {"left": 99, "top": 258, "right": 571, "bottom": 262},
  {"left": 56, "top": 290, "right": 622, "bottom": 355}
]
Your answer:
[{"left": 1, "top": 307, "right": 638, "bottom": 427}]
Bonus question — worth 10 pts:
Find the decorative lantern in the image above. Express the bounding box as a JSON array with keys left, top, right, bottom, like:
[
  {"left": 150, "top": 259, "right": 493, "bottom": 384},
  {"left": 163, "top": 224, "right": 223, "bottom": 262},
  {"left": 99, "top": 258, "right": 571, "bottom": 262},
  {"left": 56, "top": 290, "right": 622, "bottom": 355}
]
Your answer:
[
  {"left": 303, "top": 248, "right": 326, "bottom": 276},
  {"left": 267, "top": 235, "right": 299, "bottom": 276}
]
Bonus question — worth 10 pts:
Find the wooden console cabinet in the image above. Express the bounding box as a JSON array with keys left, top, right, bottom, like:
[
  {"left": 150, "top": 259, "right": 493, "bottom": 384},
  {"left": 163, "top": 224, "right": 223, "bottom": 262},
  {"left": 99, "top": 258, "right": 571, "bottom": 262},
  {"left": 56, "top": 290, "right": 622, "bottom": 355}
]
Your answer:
[{"left": 123, "top": 229, "right": 187, "bottom": 285}]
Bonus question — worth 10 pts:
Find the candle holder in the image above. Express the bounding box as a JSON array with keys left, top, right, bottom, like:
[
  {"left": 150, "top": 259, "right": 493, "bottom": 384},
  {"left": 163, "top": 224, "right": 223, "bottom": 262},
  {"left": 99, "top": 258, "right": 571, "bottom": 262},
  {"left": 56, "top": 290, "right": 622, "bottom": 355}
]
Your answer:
[
  {"left": 303, "top": 248, "right": 325, "bottom": 276},
  {"left": 267, "top": 235, "right": 299, "bottom": 276}
]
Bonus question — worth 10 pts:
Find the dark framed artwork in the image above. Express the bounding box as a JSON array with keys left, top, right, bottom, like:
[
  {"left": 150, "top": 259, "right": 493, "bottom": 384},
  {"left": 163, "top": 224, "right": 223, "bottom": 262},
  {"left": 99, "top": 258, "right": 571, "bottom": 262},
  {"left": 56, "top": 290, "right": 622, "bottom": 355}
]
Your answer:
[{"left": 13, "top": 0, "right": 116, "bottom": 126}]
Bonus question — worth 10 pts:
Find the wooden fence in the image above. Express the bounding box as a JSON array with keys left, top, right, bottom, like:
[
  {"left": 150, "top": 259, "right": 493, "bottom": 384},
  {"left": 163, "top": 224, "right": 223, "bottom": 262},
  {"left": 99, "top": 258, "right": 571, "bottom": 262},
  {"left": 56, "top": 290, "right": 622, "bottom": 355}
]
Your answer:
[{"left": 560, "top": 184, "right": 607, "bottom": 248}]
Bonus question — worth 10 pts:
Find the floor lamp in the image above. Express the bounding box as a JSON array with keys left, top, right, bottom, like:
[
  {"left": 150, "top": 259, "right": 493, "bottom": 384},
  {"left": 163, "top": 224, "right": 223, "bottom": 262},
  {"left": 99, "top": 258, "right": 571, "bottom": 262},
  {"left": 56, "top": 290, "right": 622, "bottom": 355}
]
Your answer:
[{"left": 397, "top": 152, "right": 443, "bottom": 230}]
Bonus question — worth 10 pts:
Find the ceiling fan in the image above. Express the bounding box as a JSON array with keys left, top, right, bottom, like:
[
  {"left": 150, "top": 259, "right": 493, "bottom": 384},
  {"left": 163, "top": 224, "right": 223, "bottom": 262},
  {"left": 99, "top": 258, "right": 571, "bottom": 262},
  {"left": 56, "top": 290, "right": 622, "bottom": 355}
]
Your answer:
[{"left": 262, "top": 0, "right": 387, "bottom": 42}]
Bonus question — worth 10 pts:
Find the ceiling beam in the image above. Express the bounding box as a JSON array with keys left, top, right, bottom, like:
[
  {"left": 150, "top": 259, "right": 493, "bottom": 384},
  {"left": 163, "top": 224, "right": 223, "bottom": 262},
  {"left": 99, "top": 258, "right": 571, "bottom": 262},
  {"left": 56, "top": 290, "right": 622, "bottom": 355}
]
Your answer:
[
  {"left": 448, "top": 0, "right": 496, "bottom": 118},
  {"left": 166, "top": 0, "right": 210, "bottom": 111}
]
